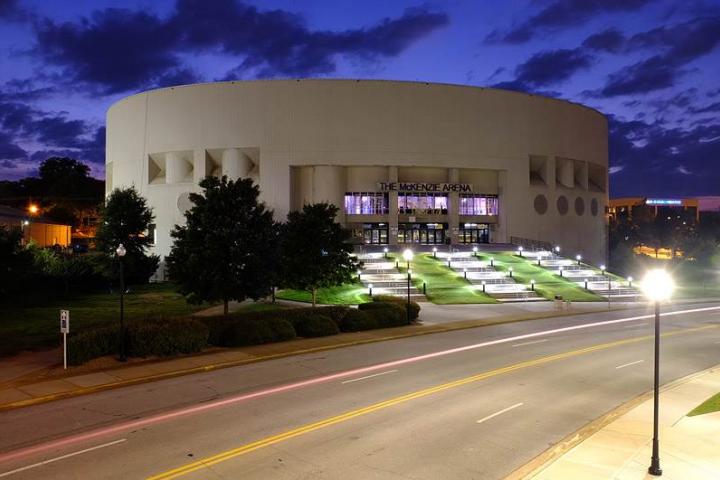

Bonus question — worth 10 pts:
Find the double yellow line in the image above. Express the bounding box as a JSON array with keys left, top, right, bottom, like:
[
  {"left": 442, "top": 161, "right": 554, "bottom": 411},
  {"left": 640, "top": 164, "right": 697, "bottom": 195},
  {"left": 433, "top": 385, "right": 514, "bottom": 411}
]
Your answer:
[{"left": 148, "top": 324, "right": 717, "bottom": 479}]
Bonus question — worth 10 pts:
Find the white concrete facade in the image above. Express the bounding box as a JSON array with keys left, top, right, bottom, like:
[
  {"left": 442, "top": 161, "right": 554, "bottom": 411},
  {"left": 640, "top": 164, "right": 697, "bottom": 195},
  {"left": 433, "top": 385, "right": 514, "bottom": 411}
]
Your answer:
[{"left": 106, "top": 79, "right": 609, "bottom": 264}]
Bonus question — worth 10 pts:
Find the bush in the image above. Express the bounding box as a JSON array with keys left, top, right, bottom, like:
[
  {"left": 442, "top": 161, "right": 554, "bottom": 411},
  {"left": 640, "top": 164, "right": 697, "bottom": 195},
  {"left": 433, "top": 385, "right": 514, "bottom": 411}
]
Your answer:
[
  {"left": 204, "top": 316, "right": 296, "bottom": 347},
  {"left": 359, "top": 302, "right": 407, "bottom": 327},
  {"left": 289, "top": 310, "right": 340, "bottom": 337},
  {"left": 370, "top": 295, "right": 421, "bottom": 321},
  {"left": 339, "top": 309, "right": 378, "bottom": 332},
  {"left": 126, "top": 318, "right": 208, "bottom": 357},
  {"left": 316, "top": 306, "right": 351, "bottom": 324},
  {"left": 67, "top": 326, "right": 117, "bottom": 365}
]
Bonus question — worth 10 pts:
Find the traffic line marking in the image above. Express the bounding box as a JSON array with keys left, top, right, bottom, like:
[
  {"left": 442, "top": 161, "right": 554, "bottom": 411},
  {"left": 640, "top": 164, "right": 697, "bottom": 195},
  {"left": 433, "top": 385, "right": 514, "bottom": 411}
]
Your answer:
[
  {"left": 146, "top": 324, "right": 716, "bottom": 480},
  {"left": 0, "top": 439, "right": 126, "bottom": 478},
  {"left": 476, "top": 403, "right": 524, "bottom": 424},
  {"left": 3, "top": 305, "right": 718, "bottom": 468},
  {"left": 341, "top": 370, "right": 398, "bottom": 384},
  {"left": 615, "top": 360, "right": 644, "bottom": 369},
  {"left": 512, "top": 339, "right": 548, "bottom": 347}
]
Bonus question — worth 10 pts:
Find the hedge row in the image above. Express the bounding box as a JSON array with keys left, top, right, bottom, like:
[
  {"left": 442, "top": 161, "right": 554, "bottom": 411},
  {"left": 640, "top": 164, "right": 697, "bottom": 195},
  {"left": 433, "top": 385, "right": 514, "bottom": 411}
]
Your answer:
[
  {"left": 67, "top": 317, "right": 209, "bottom": 365},
  {"left": 67, "top": 298, "right": 421, "bottom": 365}
]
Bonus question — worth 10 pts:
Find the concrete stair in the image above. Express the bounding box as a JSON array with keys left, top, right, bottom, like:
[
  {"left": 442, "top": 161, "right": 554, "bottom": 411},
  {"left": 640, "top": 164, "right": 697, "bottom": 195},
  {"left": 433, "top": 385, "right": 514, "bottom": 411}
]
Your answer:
[{"left": 356, "top": 253, "right": 425, "bottom": 300}]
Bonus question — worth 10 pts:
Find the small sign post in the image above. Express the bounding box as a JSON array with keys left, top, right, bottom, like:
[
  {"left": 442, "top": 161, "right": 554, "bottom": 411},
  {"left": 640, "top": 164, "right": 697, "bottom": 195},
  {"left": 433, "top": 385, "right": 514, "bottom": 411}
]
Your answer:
[{"left": 60, "top": 310, "right": 69, "bottom": 369}]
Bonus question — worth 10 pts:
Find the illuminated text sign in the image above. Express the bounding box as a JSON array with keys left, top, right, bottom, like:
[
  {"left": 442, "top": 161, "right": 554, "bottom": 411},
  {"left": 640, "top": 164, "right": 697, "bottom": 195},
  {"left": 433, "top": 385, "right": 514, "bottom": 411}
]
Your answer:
[{"left": 378, "top": 182, "right": 472, "bottom": 193}]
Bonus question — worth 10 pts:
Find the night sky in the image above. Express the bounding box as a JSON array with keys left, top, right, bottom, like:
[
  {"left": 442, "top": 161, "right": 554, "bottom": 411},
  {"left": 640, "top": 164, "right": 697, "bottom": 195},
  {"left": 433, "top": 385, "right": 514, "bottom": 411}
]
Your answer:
[{"left": 1, "top": 0, "right": 719, "bottom": 197}]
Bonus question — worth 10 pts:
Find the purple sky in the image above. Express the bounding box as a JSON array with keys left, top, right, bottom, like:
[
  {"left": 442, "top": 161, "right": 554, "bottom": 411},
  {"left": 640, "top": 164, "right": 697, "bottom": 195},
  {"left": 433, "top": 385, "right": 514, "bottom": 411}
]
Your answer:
[{"left": 1, "top": 0, "right": 719, "bottom": 197}]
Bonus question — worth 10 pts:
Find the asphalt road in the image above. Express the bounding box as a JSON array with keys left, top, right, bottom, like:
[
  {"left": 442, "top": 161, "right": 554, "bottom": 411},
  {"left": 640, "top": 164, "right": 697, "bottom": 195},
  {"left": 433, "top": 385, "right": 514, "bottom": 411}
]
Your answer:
[{"left": 1, "top": 302, "right": 719, "bottom": 479}]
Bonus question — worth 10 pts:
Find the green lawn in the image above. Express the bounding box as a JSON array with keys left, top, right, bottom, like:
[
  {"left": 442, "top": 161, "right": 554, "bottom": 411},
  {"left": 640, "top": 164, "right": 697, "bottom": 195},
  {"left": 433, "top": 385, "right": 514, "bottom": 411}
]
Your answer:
[
  {"left": 688, "top": 392, "right": 720, "bottom": 417},
  {"left": 487, "top": 252, "right": 606, "bottom": 302},
  {"left": 276, "top": 284, "right": 371, "bottom": 305},
  {"left": 0, "top": 283, "right": 212, "bottom": 357},
  {"left": 393, "top": 253, "right": 497, "bottom": 304}
]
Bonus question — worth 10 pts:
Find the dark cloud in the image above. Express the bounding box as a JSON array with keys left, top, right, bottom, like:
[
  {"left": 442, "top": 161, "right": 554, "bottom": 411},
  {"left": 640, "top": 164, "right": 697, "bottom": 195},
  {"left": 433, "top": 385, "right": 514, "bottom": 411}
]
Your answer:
[
  {"left": 486, "top": 0, "right": 650, "bottom": 44},
  {"left": 596, "top": 15, "right": 720, "bottom": 97},
  {"left": 582, "top": 28, "right": 625, "bottom": 53},
  {"left": 609, "top": 115, "right": 720, "bottom": 196},
  {"left": 32, "top": 1, "right": 448, "bottom": 93},
  {"left": 34, "top": 9, "right": 181, "bottom": 94},
  {"left": 0, "top": 131, "right": 27, "bottom": 162},
  {"left": 0, "top": 0, "right": 25, "bottom": 21},
  {"left": 690, "top": 101, "right": 720, "bottom": 114},
  {"left": 491, "top": 48, "right": 592, "bottom": 93}
]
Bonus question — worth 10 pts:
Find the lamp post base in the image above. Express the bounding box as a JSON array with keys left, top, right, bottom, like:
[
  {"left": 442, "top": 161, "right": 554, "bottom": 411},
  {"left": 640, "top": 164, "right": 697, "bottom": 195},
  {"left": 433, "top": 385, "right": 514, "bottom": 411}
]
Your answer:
[{"left": 648, "top": 465, "right": 662, "bottom": 476}]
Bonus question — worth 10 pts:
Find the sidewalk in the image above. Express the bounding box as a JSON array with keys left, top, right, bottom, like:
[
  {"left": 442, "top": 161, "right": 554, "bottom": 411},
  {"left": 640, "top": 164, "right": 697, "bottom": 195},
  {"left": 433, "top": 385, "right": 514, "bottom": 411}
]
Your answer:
[{"left": 522, "top": 366, "right": 720, "bottom": 479}]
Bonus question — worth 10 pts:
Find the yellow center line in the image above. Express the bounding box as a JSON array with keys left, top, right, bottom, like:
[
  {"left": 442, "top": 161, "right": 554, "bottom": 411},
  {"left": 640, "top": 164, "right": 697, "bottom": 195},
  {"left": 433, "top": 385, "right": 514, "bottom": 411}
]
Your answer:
[{"left": 147, "top": 324, "right": 716, "bottom": 480}]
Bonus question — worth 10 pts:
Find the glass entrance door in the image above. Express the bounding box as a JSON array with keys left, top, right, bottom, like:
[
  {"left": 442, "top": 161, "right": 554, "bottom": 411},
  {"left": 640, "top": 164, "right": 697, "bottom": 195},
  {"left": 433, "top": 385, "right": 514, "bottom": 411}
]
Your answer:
[
  {"left": 398, "top": 223, "right": 447, "bottom": 244},
  {"left": 363, "top": 224, "right": 388, "bottom": 244},
  {"left": 459, "top": 224, "right": 489, "bottom": 244}
]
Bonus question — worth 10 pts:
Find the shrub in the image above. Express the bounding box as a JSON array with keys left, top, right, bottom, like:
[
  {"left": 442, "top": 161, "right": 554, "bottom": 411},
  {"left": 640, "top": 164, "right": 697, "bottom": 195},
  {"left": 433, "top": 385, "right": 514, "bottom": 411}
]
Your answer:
[
  {"left": 289, "top": 310, "right": 340, "bottom": 337},
  {"left": 339, "top": 309, "right": 378, "bottom": 332},
  {"left": 370, "top": 295, "right": 421, "bottom": 321},
  {"left": 360, "top": 302, "right": 407, "bottom": 327},
  {"left": 126, "top": 318, "right": 208, "bottom": 357},
  {"left": 205, "top": 316, "right": 296, "bottom": 347},
  {"left": 316, "top": 306, "right": 351, "bottom": 324},
  {"left": 67, "top": 326, "right": 117, "bottom": 365}
]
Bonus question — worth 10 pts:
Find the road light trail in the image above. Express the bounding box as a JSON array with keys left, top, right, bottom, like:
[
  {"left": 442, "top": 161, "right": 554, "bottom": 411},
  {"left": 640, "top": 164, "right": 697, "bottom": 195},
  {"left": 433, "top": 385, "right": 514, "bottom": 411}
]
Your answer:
[{"left": 1, "top": 305, "right": 718, "bottom": 467}]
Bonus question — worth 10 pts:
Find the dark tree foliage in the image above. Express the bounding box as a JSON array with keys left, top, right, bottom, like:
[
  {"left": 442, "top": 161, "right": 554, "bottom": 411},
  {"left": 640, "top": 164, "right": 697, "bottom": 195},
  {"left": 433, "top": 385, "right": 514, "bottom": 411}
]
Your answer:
[
  {"left": 167, "top": 176, "right": 280, "bottom": 315},
  {"left": 280, "top": 203, "right": 358, "bottom": 306},
  {"left": 0, "top": 226, "right": 32, "bottom": 299},
  {"left": 0, "top": 157, "right": 104, "bottom": 227},
  {"left": 95, "top": 186, "right": 159, "bottom": 283}
]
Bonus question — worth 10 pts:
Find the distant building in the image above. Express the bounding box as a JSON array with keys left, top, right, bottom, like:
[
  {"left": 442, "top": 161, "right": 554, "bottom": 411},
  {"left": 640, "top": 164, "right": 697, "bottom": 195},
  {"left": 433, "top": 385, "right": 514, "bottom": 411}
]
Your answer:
[
  {"left": 609, "top": 197, "right": 700, "bottom": 223},
  {"left": 0, "top": 205, "right": 72, "bottom": 248}
]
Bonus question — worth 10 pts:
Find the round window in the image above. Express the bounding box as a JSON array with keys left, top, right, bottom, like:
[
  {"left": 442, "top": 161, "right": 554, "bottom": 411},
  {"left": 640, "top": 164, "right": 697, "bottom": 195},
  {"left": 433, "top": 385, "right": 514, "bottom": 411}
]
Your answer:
[
  {"left": 557, "top": 195, "right": 568, "bottom": 215},
  {"left": 534, "top": 194, "right": 548, "bottom": 215},
  {"left": 575, "top": 197, "right": 585, "bottom": 216}
]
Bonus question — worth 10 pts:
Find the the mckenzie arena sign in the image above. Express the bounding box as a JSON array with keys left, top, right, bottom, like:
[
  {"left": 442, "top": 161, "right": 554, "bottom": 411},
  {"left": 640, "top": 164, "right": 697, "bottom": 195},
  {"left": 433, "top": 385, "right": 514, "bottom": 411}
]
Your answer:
[{"left": 378, "top": 182, "right": 473, "bottom": 193}]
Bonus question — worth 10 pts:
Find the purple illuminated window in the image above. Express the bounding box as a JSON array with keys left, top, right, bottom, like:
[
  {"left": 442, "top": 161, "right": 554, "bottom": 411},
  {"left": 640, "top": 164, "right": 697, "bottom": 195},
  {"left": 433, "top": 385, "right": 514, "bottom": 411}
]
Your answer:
[
  {"left": 344, "top": 193, "right": 388, "bottom": 215},
  {"left": 398, "top": 193, "right": 448, "bottom": 213},
  {"left": 459, "top": 194, "right": 499, "bottom": 215}
]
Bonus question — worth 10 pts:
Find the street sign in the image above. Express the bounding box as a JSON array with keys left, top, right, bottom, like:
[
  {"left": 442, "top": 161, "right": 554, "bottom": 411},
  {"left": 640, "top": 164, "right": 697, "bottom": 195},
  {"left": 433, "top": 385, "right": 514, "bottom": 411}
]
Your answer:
[
  {"left": 60, "top": 310, "right": 69, "bottom": 370},
  {"left": 60, "top": 310, "right": 70, "bottom": 333}
]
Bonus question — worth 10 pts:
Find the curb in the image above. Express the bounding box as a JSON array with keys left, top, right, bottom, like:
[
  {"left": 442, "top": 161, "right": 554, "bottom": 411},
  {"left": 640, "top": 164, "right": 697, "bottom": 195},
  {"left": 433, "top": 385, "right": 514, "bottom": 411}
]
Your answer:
[
  {"left": 0, "top": 300, "right": 714, "bottom": 412},
  {"left": 505, "top": 363, "right": 720, "bottom": 480}
]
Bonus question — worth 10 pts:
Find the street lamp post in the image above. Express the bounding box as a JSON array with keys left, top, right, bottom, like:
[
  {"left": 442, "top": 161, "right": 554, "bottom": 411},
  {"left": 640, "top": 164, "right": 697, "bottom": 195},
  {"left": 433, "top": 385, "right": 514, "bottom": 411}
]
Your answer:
[
  {"left": 530, "top": 279, "right": 535, "bottom": 291},
  {"left": 432, "top": 247, "right": 437, "bottom": 258},
  {"left": 472, "top": 246, "right": 478, "bottom": 258},
  {"left": 641, "top": 269, "right": 675, "bottom": 477},
  {"left": 463, "top": 268, "right": 467, "bottom": 280},
  {"left": 406, "top": 269, "right": 412, "bottom": 324},
  {"left": 357, "top": 270, "right": 362, "bottom": 282},
  {"left": 559, "top": 266, "right": 563, "bottom": 277},
  {"left": 383, "top": 247, "right": 388, "bottom": 259},
  {"left": 576, "top": 254, "right": 582, "bottom": 266},
  {"left": 116, "top": 244, "right": 127, "bottom": 362},
  {"left": 368, "top": 283, "right": 373, "bottom": 298},
  {"left": 403, "top": 249, "right": 414, "bottom": 325},
  {"left": 518, "top": 246, "right": 524, "bottom": 257},
  {"left": 508, "top": 267, "right": 513, "bottom": 278},
  {"left": 628, "top": 276, "right": 633, "bottom": 288}
]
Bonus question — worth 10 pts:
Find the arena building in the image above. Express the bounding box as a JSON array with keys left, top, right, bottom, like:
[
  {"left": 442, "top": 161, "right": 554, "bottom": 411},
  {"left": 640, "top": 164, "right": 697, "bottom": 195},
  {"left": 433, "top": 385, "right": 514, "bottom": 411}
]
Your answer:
[{"left": 106, "top": 79, "right": 609, "bottom": 264}]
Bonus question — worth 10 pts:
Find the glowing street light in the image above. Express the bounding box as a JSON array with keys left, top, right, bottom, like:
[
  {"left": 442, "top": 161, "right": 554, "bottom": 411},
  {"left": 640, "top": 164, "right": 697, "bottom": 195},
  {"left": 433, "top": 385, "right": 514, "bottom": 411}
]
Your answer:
[
  {"left": 432, "top": 246, "right": 438, "bottom": 258},
  {"left": 368, "top": 283, "right": 373, "bottom": 298},
  {"left": 403, "top": 248, "right": 414, "bottom": 270},
  {"left": 576, "top": 254, "right": 582, "bottom": 265},
  {"left": 628, "top": 276, "right": 633, "bottom": 288},
  {"left": 641, "top": 269, "right": 675, "bottom": 477},
  {"left": 584, "top": 278, "right": 589, "bottom": 290},
  {"left": 406, "top": 268, "right": 413, "bottom": 324},
  {"left": 357, "top": 270, "right": 362, "bottom": 282},
  {"left": 463, "top": 268, "right": 468, "bottom": 279},
  {"left": 508, "top": 267, "right": 514, "bottom": 278},
  {"left": 383, "top": 247, "right": 388, "bottom": 259},
  {"left": 537, "top": 253, "right": 543, "bottom": 266},
  {"left": 559, "top": 266, "right": 564, "bottom": 277},
  {"left": 530, "top": 279, "right": 535, "bottom": 291},
  {"left": 518, "top": 246, "right": 524, "bottom": 257},
  {"left": 28, "top": 204, "right": 39, "bottom": 215},
  {"left": 481, "top": 280, "right": 486, "bottom": 293},
  {"left": 554, "top": 245, "right": 560, "bottom": 254},
  {"left": 472, "top": 246, "right": 478, "bottom": 257},
  {"left": 600, "top": 264, "right": 606, "bottom": 276}
]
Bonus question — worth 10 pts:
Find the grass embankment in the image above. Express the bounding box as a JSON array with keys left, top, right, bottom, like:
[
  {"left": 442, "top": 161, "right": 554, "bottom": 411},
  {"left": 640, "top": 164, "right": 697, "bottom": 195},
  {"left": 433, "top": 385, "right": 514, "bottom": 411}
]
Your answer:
[
  {"left": 276, "top": 284, "right": 371, "bottom": 305},
  {"left": 391, "top": 253, "right": 497, "bottom": 304},
  {"left": 487, "top": 252, "right": 605, "bottom": 302},
  {"left": 0, "top": 283, "right": 214, "bottom": 357},
  {"left": 688, "top": 392, "right": 720, "bottom": 417}
]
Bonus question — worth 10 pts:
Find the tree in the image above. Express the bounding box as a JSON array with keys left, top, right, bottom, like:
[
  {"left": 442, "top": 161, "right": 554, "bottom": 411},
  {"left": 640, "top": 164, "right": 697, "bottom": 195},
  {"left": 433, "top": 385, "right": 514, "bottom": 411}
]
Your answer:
[
  {"left": 95, "top": 186, "right": 159, "bottom": 283},
  {"left": 280, "top": 203, "right": 358, "bottom": 307},
  {"left": 0, "top": 226, "right": 32, "bottom": 299},
  {"left": 166, "top": 176, "right": 279, "bottom": 315}
]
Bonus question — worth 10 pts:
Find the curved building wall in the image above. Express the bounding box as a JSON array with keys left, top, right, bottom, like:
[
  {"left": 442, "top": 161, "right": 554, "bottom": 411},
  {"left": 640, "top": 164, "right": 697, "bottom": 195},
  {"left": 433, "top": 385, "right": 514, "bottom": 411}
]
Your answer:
[{"left": 106, "top": 79, "right": 608, "bottom": 264}]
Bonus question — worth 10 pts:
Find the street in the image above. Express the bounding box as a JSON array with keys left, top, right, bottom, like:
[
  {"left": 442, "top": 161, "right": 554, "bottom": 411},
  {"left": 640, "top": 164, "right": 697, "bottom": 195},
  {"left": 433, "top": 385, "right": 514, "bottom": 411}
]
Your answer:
[{"left": 1, "top": 303, "right": 719, "bottom": 479}]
